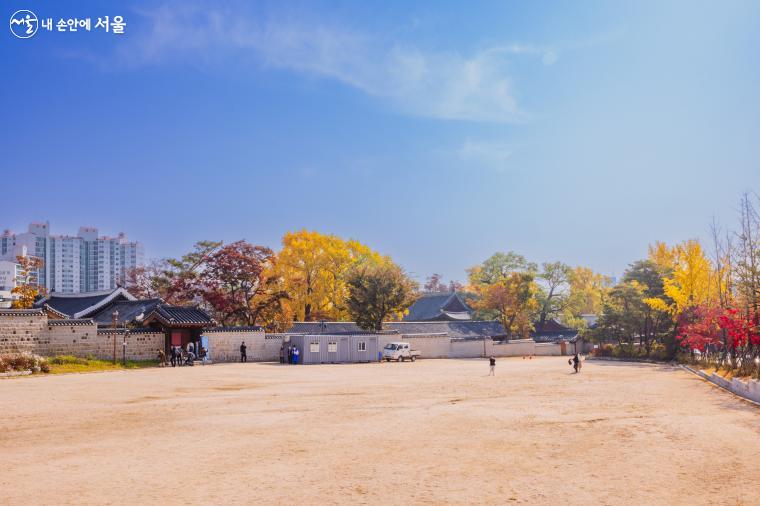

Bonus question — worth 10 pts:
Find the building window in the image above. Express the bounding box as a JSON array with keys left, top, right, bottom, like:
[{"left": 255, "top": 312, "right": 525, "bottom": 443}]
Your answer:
[
  {"left": 328, "top": 342, "right": 337, "bottom": 353},
  {"left": 309, "top": 342, "right": 320, "bottom": 353},
  {"left": 357, "top": 341, "right": 366, "bottom": 352}
]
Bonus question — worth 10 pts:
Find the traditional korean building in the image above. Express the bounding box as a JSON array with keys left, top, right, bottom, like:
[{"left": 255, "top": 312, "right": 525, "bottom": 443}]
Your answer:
[
  {"left": 530, "top": 319, "right": 579, "bottom": 342},
  {"left": 34, "top": 288, "right": 214, "bottom": 351},
  {"left": 402, "top": 291, "right": 473, "bottom": 322}
]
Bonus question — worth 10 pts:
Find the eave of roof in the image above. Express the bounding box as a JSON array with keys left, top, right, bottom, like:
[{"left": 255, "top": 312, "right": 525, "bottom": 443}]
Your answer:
[
  {"left": 142, "top": 305, "right": 214, "bottom": 327},
  {"left": 206, "top": 326, "right": 264, "bottom": 333},
  {"left": 0, "top": 308, "right": 45, "bottom": 317},
  {"left": 43, "top": 304, "right": 69, "bottom": 319},
  {"left": 48, "top": 318, "right": 95, "bottom": 326},
  {"left": 74, "top": 287, "right": 137, "bottom": 318}
]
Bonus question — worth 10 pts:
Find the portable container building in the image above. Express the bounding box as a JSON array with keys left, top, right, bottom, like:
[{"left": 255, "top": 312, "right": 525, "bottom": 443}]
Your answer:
[{"left": 285, "top": 334, "right": 380, "bottom": 364}]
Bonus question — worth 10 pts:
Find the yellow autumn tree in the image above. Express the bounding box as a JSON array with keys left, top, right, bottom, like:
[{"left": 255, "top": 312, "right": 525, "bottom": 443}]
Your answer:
[
  {"left": 11, "top": 255, "right": 46, "bottom": 309},
  {"left": 644, "top": 240, "right": 715, "bottom": 315},
  {"left": 648, "top": 241, "right": 675, "bottom": 275},
  {"left": 562, "top": 266, "right": 611, "bottom": 331},
  {"left": 469, "top": 268, "right": 539, "bottom": 339},
  {"left": 275, "top": 230, "right": 386, "bottom": 321}
]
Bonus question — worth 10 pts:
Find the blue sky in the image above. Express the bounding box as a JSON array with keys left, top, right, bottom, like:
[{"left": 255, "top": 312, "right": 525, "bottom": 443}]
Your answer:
[{"left": 2, "top": 0, "right": 759, "bottom": 284}]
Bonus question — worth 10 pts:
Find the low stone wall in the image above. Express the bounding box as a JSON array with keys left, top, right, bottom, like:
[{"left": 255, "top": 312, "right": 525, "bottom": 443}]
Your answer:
[
  {"left": 403, "top": 336, "right": 452, "bottom": 358},
  {"left": 705, "top": 371, "right": 760, "bottom": 404},
  {"left": 0, "top": 310, "right": 47, "bottom": 355},
  {"left": 1, "top": 311, "right": 279, "bottom": 364},
  {"left": 41, "top": 320, "right": 163, "bottom": 361},
  {"left": 451, "top": 339, "right": 488, "bottom": 358},
  {"left": 205, "top": 329, "right": 270, "bottom": 362},
  {"left": 375, "top": 334, "right": 577, "bottom": 359},
  {"left": 95, "top": 331, "right": 165, "bottom": 361},
  {"left": 727, "top": 376, "right": 760, "bottom": 403},
  {"left": 382, "top": 337, "right": 574, "bottom": 359},
  {"left": 682, "top": 365, "right": 760, "bottom": 404},
  {"left": 490, "top": 339, "right": 536, "bottom": 357},
  {"left": 533, "top": 342, "right": 564, "bottom": 356}
]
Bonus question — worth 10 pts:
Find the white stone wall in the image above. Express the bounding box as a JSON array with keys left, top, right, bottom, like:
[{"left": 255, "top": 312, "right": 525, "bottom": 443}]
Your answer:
[
  {"left": 1, "top": 312, "right": 161, "bottom": 361},
  {"left": 490, "top": 339, "right": 538, "bottom": 357},
  {"left": 205, "top": 330, "right": 269, "bottom": 362},
  {"left": 533, "top": 343, "right": 564, "bottom": 356},
  {"left": 402, "top": 336, "right": 452, "bottom": 358},
  {"left": 451, "top": 339, "right": 489, "bottom": 358}
]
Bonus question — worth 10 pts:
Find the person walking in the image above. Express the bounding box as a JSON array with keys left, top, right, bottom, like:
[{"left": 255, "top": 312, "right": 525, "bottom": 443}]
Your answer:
[
  {"left": 489, "top": 356, "right": 496, "bottom": 376},
  {"left": 240, "top": 341, "right": 247, "bottom": 363},
  {"left": 572, "top": 353, "right": 581, "bottom": 373},
  {"left": 293, "top": 346, "right": 300, "bottom": 365}
]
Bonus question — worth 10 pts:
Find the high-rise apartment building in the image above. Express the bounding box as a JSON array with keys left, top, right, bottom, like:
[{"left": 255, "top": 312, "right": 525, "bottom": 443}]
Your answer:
[{"left": 0, "top": 222, "right": 144, "bottom": 294}]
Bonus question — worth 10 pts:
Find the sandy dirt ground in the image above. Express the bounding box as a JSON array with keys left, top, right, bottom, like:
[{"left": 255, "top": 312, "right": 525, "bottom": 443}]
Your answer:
[{"left": 1, "top": 357, "right": 759, "bottom": 505}]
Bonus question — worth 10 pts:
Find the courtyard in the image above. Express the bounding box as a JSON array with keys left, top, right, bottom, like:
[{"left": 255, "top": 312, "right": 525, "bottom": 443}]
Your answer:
[{"left": 1, "top": 357, "right": 759, "bottom": 505}]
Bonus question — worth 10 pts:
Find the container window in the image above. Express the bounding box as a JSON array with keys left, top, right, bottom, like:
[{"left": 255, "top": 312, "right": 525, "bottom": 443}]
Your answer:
[
  {"left": 328, "top": 342, "right": 337, "bottom": 353},
  {"left": 357, "top": 341, "right": 366, "bottom": 352},
  {"left": 310, "top": 342, "right": 320, "bottom": 353}
]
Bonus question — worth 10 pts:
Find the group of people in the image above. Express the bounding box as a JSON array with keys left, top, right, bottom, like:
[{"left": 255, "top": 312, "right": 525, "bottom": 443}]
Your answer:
[
  {"left": 157, "top": 342, "right": 208, "bottom": 367},
  {"left": 279, "top": 345, "right": 301, "bottom": 365}
]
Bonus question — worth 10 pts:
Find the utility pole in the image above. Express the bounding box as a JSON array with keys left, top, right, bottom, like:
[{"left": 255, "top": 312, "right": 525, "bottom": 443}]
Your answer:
[{"left": 111, "top": 310, "right": 119, "bottom": 364}]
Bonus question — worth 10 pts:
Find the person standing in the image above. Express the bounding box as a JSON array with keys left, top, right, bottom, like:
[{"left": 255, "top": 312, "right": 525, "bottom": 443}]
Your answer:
[
  {"left": 157, "top": 348, "right": 167, "bottom": 367},
  {"left": 240, "top": 341, "right": 247, "bottom": 363},
  {"left": 293, "top": 346, "right": 300, "bottom": 365},
  {"left": 199, "top": 346, "right": 207, "bottom": 365},
  {"left": 287, "top": 345, "right": 293, "bottom": 365},
  {"left": 279, "top": 346, "right": 285, "bottom": 364},
  {"left": 170, "top": 346, "right": 177, "bottom": 367},
  {"left": 572, "top": 353, "right": 580, "bottom": 373},
  {"left": 489, "top": 356, "right": 496, "bottom": 376}
]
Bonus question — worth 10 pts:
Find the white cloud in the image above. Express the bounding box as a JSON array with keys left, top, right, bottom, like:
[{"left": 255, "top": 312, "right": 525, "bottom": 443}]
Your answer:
[
  {"left": 458, "top": 140, "right": 513, "bottom": 171},
  {"left": 114, "top": 3, "right": 558, "bottom": 123}
]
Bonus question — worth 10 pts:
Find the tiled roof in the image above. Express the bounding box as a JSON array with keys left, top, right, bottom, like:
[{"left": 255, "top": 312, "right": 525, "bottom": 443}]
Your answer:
[
  {"left": 386, "top": 321, "right": 507, "bottom": 339},
  {"left": 288, "top": 322, "right": 367, "bottom": 334},
  {"left": 533, "top": 318, "right": 574, "bottom": 333},
  {"left": 206, "top": 326, "right": 264, "bottom": 333},
  {"left": 403, "top": 292, "right": 473, "bottom": 321},
  {"left": 91, "top": 299, "right": 162, "bottom": 326},
  {"left": 34, "top": 288, "right": 136, "bottom": 318},
  {"left": 531, "top": 319, "right": 579, "bottom": 342},
  {"left": 97, "top": 327, "right": 163, "bottom": 335},
  {"left": 43, "top": 304, "right": 69, "bottom": 319},
  {"left": 143, "top": 305, "right": 214, "bottom": 327},
  {"left": 48, "top": 318, "right": 94, "bottom": 326},
  {"left": 286, "top": 320, "right": 506, "bottom": 339}
]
